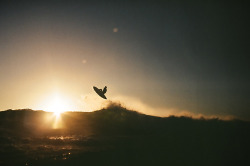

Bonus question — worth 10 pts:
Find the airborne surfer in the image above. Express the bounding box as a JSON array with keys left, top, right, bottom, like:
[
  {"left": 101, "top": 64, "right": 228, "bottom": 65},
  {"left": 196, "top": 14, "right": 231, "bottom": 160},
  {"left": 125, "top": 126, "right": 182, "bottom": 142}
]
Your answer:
[{"left": 93, "top": 86, "right": 107, "bottom": 99}]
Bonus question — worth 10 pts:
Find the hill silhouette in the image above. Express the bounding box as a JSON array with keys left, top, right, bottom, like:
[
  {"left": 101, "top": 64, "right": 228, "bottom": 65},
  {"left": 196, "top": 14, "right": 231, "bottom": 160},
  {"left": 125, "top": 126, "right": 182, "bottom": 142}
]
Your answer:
[{"left": 0, "top": 104, "right": 250, "bottom": 166}]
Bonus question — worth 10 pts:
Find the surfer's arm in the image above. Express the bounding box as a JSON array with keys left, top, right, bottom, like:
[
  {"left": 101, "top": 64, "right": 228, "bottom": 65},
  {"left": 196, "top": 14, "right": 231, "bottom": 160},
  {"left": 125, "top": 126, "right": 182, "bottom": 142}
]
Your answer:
[{"left": 103, "top": 86, "right": 107, "bottom": 94}]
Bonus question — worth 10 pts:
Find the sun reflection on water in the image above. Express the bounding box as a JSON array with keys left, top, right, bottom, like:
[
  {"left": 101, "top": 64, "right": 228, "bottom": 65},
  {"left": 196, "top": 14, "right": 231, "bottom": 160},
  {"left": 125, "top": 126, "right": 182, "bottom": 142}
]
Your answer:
[{"left": 44, "top": 111, "right": 64, "bottom": 129}]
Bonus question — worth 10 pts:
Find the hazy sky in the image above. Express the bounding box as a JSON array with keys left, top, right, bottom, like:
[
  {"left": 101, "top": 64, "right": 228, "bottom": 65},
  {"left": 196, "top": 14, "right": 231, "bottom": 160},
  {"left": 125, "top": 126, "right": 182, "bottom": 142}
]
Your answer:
[{"left": 0, "top": 0, "right": 249, "bottom": 120}]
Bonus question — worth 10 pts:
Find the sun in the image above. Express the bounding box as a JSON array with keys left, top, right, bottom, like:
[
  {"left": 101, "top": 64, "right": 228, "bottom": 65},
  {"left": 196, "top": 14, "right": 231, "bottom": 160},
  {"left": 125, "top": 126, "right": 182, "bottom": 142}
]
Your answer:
[
  {"left": 39, "top": 93, "right": 74, "bottom": 117},
  {"left": 34, "top": 92, "right": 75, "bottom": 129},
  {"left": 49, "top": 97, "right": 66, "bottom": 117}
]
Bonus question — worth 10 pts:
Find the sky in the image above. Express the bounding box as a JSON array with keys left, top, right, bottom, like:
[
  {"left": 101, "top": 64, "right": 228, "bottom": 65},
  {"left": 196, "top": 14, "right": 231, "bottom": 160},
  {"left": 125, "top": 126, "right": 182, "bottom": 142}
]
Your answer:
[{"left": 0, "top": 0, "right": 249, "bottom": 120}]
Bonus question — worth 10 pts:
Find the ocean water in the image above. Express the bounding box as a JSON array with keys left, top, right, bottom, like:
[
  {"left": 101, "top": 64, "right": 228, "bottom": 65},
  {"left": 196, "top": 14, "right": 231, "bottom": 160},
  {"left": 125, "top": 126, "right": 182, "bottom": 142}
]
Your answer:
[{"left": 1, "top": 109, "right": 250, "bottom": 166}]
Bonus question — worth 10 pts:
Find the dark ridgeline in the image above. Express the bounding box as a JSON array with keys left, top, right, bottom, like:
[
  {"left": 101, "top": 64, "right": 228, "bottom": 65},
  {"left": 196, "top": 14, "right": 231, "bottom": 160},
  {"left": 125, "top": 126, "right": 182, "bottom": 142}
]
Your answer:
[{"left": 0, "top": 104, "right": 250, "bottom": 166}]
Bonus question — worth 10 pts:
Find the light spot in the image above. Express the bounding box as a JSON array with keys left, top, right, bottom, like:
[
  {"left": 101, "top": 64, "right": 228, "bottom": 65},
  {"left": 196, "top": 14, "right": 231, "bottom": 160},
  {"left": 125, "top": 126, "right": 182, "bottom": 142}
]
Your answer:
[
  {"left": 82, "top": 59, "right": 87, "bottom": 64},
  {"left": 113, "top": 27, "right": 118, "bottom": 33}
]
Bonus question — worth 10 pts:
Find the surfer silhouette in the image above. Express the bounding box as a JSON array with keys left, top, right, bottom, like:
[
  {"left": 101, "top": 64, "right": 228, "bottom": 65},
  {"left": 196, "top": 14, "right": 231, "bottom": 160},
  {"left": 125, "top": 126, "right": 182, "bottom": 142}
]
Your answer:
[{"left": 93, "top": 86, "right": 107, "bottom": 99}]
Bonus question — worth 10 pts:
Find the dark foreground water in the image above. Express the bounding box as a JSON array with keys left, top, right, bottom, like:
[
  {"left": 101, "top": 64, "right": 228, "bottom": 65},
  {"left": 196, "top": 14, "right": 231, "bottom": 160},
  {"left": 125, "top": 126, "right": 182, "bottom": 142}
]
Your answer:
[
  {"left": 0, "top": 134, "right": 122, "bottom": 166},
  {"left": 1, "top": 108, "right": 250, "bottom": 166}
]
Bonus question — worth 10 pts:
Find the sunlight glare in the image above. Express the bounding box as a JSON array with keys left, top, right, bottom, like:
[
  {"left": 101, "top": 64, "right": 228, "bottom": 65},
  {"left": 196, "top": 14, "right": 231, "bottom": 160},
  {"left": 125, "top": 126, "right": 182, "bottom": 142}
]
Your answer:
[
  {"left": 37, "top": 93, "right": 75, "bottom": 129},
  {"left": 39, "top": 93, "right": 74, "bottom": 116}
]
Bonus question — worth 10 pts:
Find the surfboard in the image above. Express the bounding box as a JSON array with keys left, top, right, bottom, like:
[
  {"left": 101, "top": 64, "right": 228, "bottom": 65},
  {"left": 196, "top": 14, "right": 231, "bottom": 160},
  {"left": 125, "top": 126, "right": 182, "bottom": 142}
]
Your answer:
[{"left": 93, "top": 86, "right": 107, "bottom": 99}]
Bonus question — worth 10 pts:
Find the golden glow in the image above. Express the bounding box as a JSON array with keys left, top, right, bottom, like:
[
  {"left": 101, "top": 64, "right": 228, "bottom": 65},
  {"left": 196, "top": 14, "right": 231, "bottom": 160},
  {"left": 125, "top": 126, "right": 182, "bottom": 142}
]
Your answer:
[
  {"left": 37, "top": 92, "right": 75, "bottom": 129},
  {"left": 39, "top": 93, "right": 74, "bottom": 114},
  {"left": 48, "top": 96, "right": 66, "bottom": 118}
]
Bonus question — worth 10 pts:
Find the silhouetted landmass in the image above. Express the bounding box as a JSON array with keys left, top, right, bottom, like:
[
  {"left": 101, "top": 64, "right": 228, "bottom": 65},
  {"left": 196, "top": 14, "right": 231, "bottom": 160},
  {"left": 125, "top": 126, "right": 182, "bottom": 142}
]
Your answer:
[{"left": 0, "top": 104, "right": 250, "bottom": 166}]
